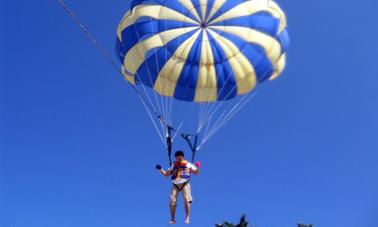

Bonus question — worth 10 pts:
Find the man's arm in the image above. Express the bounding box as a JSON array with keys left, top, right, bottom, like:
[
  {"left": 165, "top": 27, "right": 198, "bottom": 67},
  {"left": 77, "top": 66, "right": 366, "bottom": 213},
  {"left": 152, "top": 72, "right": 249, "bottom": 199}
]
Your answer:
[
  {"left": 156, "top": 164, "right": 171, "bottom": 177},
  {"left": 192, "top": 168, "right": 200, "bottom": 175},
  {"left": 160, "top": 169, "right": 172, "bottom": 177}
]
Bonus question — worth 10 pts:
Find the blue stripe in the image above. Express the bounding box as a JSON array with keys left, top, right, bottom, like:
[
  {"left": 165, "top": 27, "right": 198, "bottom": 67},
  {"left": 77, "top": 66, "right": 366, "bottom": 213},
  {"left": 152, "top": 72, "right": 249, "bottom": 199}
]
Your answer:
[
  {"left": 190, "top": 0, "right": 202, "bottom": 21},
  {"left": 130, "top": 0, "right": 200, "bottom": 22},
  {"left": 130, "top": 0, "right": 146, "bottom": 11},
  {"left": 115, "top": 37, "right": 125, "bottom": 64},
  {"left": 212, "top": 29, "right": 274, "bottom": 83},
  {"left": 211, "top": 13, "right": 280, "bottom": 37},
  {"left": 174, "top": 30, "right": 203, "bottom": 101},
  {"left": 206, "top": 0, "right": 216, "bottom": 21},
  {"left": 277, "top": 28, "right": 290, "bottom": 53},
  {"left": 163, "top": 0, "right": 201, "bottom": 22},
  {"left": 207, "top": 0, "right": 244, "bottom": 24},
  {"left": 207, "top": 32, "right": 238, "bottom": 100},
  {"left": 134, "top": 29, "right": 199, "bottom": 87}
]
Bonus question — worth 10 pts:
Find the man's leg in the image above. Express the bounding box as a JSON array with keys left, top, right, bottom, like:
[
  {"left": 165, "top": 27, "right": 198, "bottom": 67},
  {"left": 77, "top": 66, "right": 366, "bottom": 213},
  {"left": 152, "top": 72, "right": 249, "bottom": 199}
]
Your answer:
[
  {"left": 184, "top": 202, "right": 191, "bottom": 224},
  {"left": 169, "top": 185, "right": 179, "bottom": 224},
  {"left": 170, "top": 206, "right": 176, "bottom": 224},
  {"left": 182, "top": 183, "right": 193, "bottom": 224}
]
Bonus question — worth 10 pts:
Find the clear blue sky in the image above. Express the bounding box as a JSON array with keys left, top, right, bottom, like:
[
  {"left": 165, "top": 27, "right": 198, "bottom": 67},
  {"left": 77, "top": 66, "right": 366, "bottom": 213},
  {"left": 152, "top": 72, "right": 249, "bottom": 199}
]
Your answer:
[{"left": 1, "top": 0, "right": 378, "bottom": 227}]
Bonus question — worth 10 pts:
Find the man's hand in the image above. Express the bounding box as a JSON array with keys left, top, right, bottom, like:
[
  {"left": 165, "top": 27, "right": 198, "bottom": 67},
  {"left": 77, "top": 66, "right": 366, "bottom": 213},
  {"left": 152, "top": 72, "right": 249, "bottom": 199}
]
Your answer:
[
  {"left": 191, "top": 161, "right": 201, "bottom": 175},
  {"left": 156, "top": 164, "right": 162, "bottom": 170}
]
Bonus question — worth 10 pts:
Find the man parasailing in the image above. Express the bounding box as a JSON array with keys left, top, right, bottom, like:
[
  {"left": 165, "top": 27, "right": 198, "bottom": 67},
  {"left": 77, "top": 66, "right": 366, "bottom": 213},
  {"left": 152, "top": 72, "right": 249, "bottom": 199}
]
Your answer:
[{"left": 156, "top": 151, "right": 201, "bottom": 225}]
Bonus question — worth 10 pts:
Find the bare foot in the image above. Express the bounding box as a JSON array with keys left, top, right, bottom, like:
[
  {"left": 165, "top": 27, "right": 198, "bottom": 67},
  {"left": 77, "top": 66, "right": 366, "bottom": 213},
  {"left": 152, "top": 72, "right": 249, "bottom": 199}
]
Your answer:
[
  {"left": 185, "top": 218, "right": 190, "bottom": 224},
  {"left": 169, "top": 220, "right": 176, "bottom": 225}
]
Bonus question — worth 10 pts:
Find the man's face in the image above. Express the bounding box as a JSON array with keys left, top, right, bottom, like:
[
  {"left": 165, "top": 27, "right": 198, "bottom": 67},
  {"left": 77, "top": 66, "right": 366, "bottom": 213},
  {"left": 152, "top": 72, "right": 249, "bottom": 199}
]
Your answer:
[{"left": 175, "top": 155, "right": 184, "bottom": 162}]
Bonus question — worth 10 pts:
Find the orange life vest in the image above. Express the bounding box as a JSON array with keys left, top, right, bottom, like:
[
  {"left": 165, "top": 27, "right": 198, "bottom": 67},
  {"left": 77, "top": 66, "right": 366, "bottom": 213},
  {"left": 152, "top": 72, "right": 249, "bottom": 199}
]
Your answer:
[{"left": 171, "top": 160, "right": 191, "bottom": 180}]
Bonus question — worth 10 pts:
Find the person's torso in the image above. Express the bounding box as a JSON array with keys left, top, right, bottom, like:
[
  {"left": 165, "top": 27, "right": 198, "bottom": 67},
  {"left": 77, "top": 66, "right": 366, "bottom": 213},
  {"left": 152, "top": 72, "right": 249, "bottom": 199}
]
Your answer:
[{"left": 171, "top": 160, "right": 191, "bottom": 184}]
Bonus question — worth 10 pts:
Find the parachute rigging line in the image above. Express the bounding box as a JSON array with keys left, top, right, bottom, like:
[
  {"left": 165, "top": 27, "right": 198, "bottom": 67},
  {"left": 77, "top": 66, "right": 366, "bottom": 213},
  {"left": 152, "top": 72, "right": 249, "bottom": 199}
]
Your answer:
[{"left": 57, "top": 0, "right": 177, "bottom": 143}]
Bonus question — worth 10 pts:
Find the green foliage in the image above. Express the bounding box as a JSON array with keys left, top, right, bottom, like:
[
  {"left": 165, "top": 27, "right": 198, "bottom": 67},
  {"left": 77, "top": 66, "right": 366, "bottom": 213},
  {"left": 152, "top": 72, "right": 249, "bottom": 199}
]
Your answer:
[
  {"left": 298, "top": 224, "right": 314, "bottom": 227},
  {"left": 215, "top": 215, "right": 249, "bottom": 227},
  {"left": 216, "top": 216, "right": 314, "bottom": 227}
]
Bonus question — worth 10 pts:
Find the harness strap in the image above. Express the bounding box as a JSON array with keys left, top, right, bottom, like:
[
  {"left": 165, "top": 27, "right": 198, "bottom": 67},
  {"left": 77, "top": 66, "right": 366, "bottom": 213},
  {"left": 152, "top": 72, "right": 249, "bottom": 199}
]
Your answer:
[
  {"left": 173, "top": 180, "right": 189, "bottom": 192},
  {"left": 166, "top": 126, "right": 173, "bottom": 166},
  {"left": 181, "top": 134, "right": 199, "bottom": 162},
  {"left": 163, "top": 122, "right": 199, "bottom": 165}
]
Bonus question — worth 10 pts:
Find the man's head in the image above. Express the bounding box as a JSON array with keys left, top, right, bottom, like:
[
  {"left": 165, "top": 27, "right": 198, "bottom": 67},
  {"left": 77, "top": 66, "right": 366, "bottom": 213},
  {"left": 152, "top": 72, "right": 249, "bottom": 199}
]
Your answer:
[{"left": 174, "top": 150, "right": 185, "bottom": 162}]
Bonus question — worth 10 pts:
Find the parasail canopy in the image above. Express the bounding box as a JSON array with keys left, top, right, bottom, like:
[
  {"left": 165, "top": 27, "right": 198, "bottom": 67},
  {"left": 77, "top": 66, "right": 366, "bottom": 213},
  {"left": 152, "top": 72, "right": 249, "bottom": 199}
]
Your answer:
[{"left": 116, "top": 0, "right": 289, "bottom": 103}]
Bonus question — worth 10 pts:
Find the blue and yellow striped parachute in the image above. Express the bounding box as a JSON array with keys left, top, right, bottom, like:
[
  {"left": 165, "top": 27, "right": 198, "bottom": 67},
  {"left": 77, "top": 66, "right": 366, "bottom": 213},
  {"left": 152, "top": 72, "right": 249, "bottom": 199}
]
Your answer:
[
  {"left": 115, "top": 0, "right": 289, "bottom": 152},
  {"left": 116, "top": 0, "right": 289, "bottom": 102}
]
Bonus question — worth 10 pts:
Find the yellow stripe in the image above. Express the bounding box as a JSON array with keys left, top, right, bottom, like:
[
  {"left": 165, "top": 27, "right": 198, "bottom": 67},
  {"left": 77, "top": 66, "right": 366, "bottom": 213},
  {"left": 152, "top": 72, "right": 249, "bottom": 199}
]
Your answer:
[
  {"left": 206, "top": 0, "right": 226, "bottom": 23},
  {"left": 209, "top": 0, "right": 286, "bottom": 34},
  {"left": 268, "top": 1, "right": 287, "bottom": 33},
  {"left": 122, "top": 65, "right": 136, "bottom": 84},
  {"left": 118, "top": 5, "right": 199, "bottom": 32},
  {"left": 209, "top": 25, "right": 282, "bottom": 65},
  {"left": 154, "top": 30, "right": 202, "bottom": 97},
  {"left": 269, "top": 53, "right": 286, "bottom": 80},
  {"left": 207, "top": 29, "right": 257, "bottom": 95},
  {"left": 195, "top": 30, "right": 217, "bottom": 102},
  {"left": 178, "top": 0, "right": 202, "bottom": 23},
  {"left": 199, "top": 0, "right": 208, "bottom": 22},
  {"left": 123, "top": 27, "right": 198, "bottom": 75}
]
